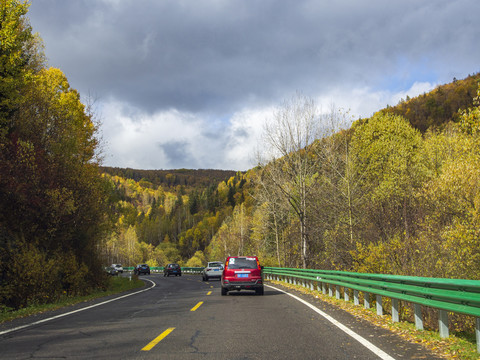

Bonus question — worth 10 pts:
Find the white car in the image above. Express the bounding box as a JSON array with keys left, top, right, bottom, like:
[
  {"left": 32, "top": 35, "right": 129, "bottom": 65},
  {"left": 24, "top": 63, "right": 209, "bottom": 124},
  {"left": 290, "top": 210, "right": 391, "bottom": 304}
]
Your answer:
[
  {"left": 202, "top": 261, "right": 223, "bottom": 281},
  {"left": 111, "top": 264, "right": 123, "bottom": 273}
]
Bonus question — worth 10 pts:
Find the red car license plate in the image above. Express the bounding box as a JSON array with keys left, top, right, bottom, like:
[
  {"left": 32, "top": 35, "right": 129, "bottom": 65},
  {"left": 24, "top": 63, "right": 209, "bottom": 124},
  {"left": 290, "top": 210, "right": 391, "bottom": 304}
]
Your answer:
[{"left": 237, "top": 274, "right": 249, "bottom": 278}]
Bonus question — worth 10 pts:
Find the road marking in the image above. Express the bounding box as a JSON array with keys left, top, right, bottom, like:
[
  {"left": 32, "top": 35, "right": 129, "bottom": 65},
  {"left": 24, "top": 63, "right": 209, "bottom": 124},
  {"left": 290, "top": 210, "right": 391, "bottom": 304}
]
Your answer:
[
  {"left": 207, "top": 291, "right": 212, "bottom": 295},
  {"left": 267, "top": 285, "right": 396, "bottom": 360},
  {"left": 190, "top": 301, "right": 204, "bottom": 311},
  {"left": 0, "top": 279, "right": 156, "bottom": 336},
  {"left": 141, "top": 327, "right": 175, "bottom": 351}
]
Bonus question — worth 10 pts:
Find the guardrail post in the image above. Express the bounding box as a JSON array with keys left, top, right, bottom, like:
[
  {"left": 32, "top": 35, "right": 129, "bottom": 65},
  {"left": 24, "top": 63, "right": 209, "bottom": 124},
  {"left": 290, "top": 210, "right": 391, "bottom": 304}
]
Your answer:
[
  {"left": 329, "top": 284, "right": 333, "bottom": 297},
  {"left": 322, "top": 283, "right": 327, "bottom": 295},
  {"left": 476, "top": 318, "right": 480, "bottom": 353},
  {"left": 376, "top": 295, "right": 383, "bottom": 316},
  {"left": 414, "top": 303, "right": 424, "bottom": 330},
  {"left": 336, "top": 286, "right": 341, "bottom": 300},
  {"left": 392, "top": 298, "right": 399, "bottom": 322},
  {"left": 364, "top": 292, "right": 370, "bottom": 309},
  {"left": 316, "top": 281, "right": 321, "bottom": 292},
  {"left": 344, "top": 288, "right": 349, "bottom": 302},
  {"left": 438, "top": 310, "right": 449, "bottom": 338},
  {"left": 310, "top": 281, "right": 314, "bottom": 290},
  {"left": 354, "top": 289, "right": 359, "bottom": 305}
]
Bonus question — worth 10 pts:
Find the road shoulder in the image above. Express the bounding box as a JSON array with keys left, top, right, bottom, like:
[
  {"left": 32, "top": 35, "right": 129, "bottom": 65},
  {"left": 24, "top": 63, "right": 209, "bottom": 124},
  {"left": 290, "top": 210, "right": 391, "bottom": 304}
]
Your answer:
[{"left": 267, "top": 280, "right": 446, "bottom": 360}]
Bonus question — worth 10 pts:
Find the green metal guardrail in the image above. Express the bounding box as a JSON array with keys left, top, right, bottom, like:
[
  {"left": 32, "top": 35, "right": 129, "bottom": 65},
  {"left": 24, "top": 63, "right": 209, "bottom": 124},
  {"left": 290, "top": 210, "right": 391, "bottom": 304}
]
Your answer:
[{"left": 263, "top": 267, "right": 480, "bottom": 352}]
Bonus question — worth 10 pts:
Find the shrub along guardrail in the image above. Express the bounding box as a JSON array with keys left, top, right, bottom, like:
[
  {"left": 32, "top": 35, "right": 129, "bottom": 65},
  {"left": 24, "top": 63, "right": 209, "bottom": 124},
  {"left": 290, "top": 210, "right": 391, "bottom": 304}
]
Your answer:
[{"left": 263, "top": 267, "right": 480, "bottom": 352}]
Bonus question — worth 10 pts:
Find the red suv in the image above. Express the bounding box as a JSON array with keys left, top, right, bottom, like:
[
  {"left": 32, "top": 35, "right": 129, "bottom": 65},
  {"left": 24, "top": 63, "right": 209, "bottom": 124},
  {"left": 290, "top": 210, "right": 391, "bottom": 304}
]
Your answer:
[{"left": 221, "top": 256, "right": 264, "bottom": 295}]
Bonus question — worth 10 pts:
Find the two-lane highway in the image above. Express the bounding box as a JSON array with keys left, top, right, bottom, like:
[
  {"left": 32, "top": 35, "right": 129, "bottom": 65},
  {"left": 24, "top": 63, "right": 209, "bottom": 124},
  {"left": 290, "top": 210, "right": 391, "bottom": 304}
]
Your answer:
[{"left": 0, "top": 275, "right": 442, "bottom": 359}]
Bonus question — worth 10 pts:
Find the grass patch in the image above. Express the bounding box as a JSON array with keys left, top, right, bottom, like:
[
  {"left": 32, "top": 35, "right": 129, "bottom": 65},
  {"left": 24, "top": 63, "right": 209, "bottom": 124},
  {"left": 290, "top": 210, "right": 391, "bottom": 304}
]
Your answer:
[
  {"left": 269, "top": 280, "right": 479, "bottom": 360},
  {"left": 0, "top": 276, "right": 144, "bottom": 324}
]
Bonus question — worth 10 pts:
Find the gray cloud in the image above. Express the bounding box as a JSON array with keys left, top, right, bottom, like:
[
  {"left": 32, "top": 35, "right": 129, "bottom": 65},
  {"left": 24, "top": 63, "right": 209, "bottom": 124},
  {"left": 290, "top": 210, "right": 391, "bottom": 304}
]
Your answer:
[
  {"left": 29, "top": 0, "right": 480, "bottom": 115},
  {"left": 158, "top": 140, "right": 194, "bottom": 168}
]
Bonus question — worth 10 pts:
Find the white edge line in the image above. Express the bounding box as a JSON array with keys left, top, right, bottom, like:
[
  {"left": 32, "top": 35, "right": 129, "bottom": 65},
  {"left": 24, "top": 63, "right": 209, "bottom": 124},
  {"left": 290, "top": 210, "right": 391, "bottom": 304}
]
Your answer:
[
  {"left": 266, "top": 284, "right": 396, "bottom": 360},
  {"left": 0, "top": 279, "right": 156, "bottom": 336}
]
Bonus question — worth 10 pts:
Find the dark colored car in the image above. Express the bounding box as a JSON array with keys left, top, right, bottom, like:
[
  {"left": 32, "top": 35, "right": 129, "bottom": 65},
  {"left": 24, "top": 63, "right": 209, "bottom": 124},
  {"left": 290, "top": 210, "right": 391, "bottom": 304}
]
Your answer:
[
  {"left": 134, "top": 264, "right": 151, "bottom": 275},
  {"left": 221, "top": 256, "right": 264, "bottom": 295},
  {"left": 164, "top": 263, "right": 182, "bottom": 277}
]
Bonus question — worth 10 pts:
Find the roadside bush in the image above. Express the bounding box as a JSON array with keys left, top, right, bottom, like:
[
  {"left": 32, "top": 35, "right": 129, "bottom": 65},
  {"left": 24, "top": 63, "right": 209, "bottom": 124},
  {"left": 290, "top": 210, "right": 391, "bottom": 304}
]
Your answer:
[
  {"left": 185, "top": 250, "right": 206, "bottom": 267},
  {"left": 0, "top": 239, "right": 96, "bottom": 310},
  {"left": 0, "top": 240, "right": 59, "bottom": 308}
]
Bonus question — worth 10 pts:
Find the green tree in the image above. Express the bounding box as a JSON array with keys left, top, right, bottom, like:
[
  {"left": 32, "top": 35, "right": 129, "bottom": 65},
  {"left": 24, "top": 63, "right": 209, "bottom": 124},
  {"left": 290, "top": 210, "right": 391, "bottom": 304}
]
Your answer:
[
  {"left": 0, "top": 0, "right": 44, "bottom": 127},
  {"left": 350, "top": 113, "right": 426, "bottom": 243}
]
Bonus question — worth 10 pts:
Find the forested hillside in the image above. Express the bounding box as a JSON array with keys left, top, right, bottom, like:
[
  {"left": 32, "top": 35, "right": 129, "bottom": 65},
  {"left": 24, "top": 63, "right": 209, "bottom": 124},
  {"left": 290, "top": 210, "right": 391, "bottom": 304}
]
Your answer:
[
  {"left": 383, "top": 73, "right": 480, "bottom": 132},
  {"left": 229, "top": 78, "right": 480, "bottom": 281},
  {"left": 101, "top": 167, "right": 237, "bottom": 188},
  {"left": 100, "top": 171, "right": 252, "bottom": 267}
]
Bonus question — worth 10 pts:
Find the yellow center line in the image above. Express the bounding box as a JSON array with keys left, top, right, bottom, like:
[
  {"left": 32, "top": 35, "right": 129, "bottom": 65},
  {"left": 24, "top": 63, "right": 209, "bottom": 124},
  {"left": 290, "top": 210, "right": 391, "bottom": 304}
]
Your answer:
[
  {"left": 141, "top": 327, "right": 175, "bottom": 351},
  {"left": 190, "top": 301, "right": 204, "bottom": 311},
  {"left": 207, "top": 291, "right": 212, "bottom": 295}
]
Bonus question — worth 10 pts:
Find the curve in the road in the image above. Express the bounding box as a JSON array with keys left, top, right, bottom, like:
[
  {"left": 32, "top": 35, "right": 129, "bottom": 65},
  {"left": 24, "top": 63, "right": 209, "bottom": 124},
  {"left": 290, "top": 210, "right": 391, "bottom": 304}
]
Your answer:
[{"left": 0, "top": 278, "right": 156, "bottom": 336}]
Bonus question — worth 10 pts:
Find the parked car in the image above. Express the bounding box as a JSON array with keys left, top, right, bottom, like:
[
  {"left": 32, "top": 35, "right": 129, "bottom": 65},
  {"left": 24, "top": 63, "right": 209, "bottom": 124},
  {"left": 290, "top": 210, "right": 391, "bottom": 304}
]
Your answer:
[
  {"left": 105, "top": 266, "right": 119, "bottom": 276},
  {"left": 202, "top": 261, "right": 223, "bottom": 281},
  {"left": 221, "top": 256, "right": 264, "bottom": 295},
  {"left": 111, "top": 263, "right": 123, "bottom": 273},
  {"left": 164, "top": 263, "right": 182, "bottom": 277},
  {"left": 134, "top": 264, "right": 151, "bottom": 275}
]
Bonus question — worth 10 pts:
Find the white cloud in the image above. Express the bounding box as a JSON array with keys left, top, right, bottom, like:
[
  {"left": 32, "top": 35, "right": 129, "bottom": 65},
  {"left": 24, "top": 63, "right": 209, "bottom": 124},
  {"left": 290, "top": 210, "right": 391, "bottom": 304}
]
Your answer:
[
  {"left": 99, "top": 100, "right": 275, "bottom": 170},
  {"left": 98, "top": 80, "right": 438, "bottom": 170},
  {"left": 316, "top": 82, "right": 436, "bottom": 121}
]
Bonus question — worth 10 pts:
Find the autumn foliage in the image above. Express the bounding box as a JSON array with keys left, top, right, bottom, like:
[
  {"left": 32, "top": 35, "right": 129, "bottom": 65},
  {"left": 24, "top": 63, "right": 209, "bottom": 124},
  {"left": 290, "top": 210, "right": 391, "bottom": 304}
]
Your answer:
[{"left": 0, "top": 1, "right": 109, "bottom": 310}]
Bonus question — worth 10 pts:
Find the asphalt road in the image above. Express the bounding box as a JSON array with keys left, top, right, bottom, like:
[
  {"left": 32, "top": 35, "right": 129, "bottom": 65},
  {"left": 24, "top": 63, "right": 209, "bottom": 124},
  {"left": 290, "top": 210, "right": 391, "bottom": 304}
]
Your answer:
[{"left": 0, "top": 274, "right": 443, "bottom": 359}]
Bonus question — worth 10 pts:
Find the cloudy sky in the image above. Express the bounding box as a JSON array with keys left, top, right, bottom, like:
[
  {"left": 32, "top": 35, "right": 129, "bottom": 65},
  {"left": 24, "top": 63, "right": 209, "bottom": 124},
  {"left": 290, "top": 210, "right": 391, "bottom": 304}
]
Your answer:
[{"left": 27, "top": 0, "right": 480, "bottom": 170}]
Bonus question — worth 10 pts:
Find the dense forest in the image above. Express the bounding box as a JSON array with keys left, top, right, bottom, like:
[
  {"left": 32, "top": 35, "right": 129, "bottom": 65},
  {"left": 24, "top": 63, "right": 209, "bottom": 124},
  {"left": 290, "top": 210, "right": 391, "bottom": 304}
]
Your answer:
[
  {"left": 100, "top": 167, "right": 237, "bottom": 188},
  {"left": 100, "top": 170, "right": 251, "bottom": 267},
  {"left": 2, "top": 0, "right": 480, "bottom": 326}
]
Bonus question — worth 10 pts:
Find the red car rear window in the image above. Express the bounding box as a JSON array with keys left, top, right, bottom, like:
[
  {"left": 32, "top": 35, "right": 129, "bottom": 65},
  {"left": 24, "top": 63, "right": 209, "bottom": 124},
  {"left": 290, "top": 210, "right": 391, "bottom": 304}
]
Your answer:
[{"left": 227, "top": 257, "right": 258, "bottom": 270}]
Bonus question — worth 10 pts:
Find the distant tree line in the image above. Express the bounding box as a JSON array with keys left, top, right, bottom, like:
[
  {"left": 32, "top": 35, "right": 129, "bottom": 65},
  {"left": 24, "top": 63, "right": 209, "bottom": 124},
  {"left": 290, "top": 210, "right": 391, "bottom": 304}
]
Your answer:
[{"left": 101, "top": 167, "right": 237, "bottom": 188}]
